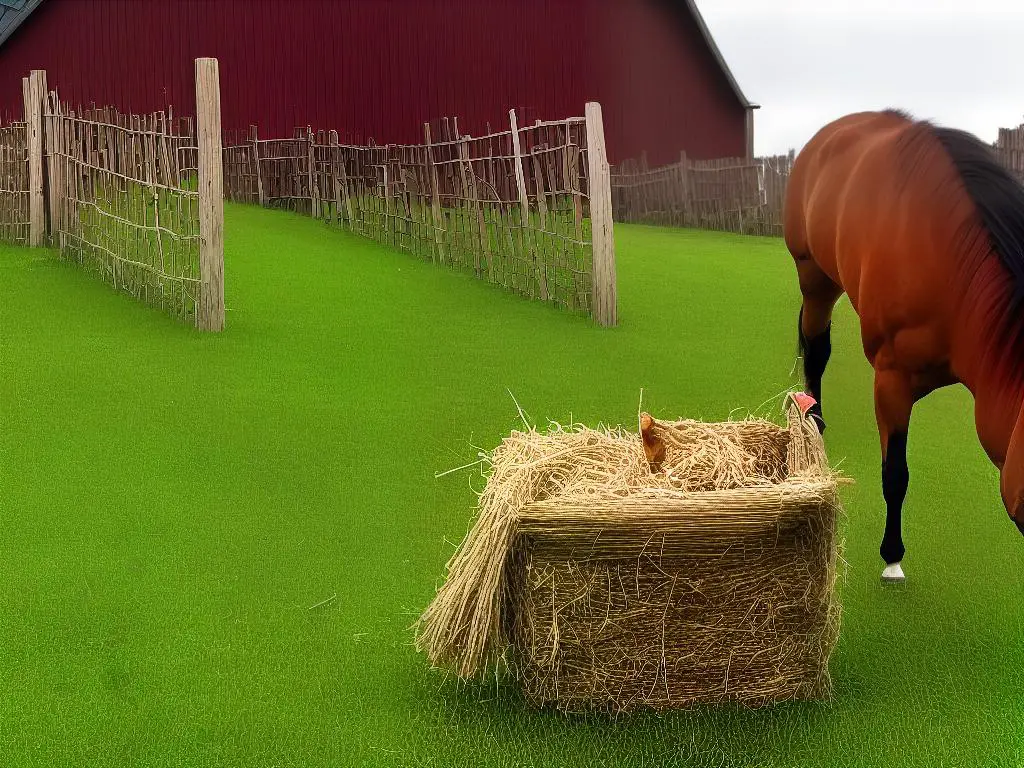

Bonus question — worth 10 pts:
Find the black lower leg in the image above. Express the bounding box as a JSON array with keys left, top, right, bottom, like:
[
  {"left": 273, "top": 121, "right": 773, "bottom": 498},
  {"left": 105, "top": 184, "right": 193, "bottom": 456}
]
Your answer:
[
  {"left": 880, "top": 431, "right": 909, "bottom": 564},
  {"left": 798, "top": 307, "right": 832, "bottom": 432}
]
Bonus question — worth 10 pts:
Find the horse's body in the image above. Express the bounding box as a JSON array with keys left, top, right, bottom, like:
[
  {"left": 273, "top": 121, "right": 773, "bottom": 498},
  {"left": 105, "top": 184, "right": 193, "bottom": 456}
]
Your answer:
[{"left": 784, "top": 109, "right": 1024, "bottom": 580}]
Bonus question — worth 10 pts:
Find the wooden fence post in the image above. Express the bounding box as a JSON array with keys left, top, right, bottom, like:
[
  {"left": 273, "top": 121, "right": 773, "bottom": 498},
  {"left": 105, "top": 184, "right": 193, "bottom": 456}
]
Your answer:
[
  {"left": 328, "top": 130, "right": 342, "bottom": 225},
  {"left": 585, "top": 102, "right": 616, "bottom": 328},
  {"left": 335, "top": 135, "right": 356, "bottom": 229},
  {"left": 679, "top": 150, "right": 691, "bottom": 228},
  {"left": 382, "top": 160, "right": 395, "bottom": 246},
  {"left": 195, "top": 57, "right": 224, "bottom": 332},
  {"left": 456, "top": 134, "right": 488, "bottom": 277},
  {"left": 509, "top": 108, "right": 545, "bottom": 299},
  {"left": 423, "top": 122, "right": 446, "bottom": 264},
  {"left": 508, "top": 109, "right": 530, "bottom": 227},
  {"left": 307, "top": 127, "right": 321, "bottom": 219},
  {"left": 531, "top": 148, "right": 548, "bottom": 229},
  {"left": 24, "top": 70, "right": 46, "bottom": 246},
  {"left": 250, "top": 125, "right": 265, "bottom": 206},
  {"left": 43, "top": 89, "right": 61, "bottom": 248},
  {"left": 42, "top": 86, "right": 64, "bottom": 248}
]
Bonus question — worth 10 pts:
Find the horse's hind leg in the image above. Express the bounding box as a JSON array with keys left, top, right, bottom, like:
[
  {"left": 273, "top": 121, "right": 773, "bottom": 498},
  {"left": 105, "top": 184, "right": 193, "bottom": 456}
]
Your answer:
[{"left": 796, "top": 259, "right": 842, "bottom": 432}]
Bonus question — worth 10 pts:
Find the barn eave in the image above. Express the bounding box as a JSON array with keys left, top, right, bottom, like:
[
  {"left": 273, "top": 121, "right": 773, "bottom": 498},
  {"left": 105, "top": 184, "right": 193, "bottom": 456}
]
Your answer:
[
  {"left": 0, "top": 0, "right": 45, "bottom": 48},
  {"left": 682, "top": 0, "right": 759, "bottom": 109}
]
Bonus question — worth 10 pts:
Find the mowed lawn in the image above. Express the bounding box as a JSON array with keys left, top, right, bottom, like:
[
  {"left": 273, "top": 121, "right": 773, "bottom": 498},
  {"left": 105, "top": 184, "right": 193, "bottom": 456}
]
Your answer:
[{"left": 1, "top": 204, "right": 1021, "bottom": 767}]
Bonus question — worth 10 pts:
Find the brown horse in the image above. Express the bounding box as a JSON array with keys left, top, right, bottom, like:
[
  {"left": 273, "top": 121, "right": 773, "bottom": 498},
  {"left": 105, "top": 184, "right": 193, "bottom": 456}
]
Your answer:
[{"left": 784, "top": 109, "right": 1024, "bottom": 582}]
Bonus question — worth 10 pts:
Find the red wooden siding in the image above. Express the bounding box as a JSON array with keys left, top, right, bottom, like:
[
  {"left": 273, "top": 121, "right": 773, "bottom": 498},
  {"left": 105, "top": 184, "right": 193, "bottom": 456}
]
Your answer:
[{"left": 0, "top": 0, "right": 747, "bottom": 165}]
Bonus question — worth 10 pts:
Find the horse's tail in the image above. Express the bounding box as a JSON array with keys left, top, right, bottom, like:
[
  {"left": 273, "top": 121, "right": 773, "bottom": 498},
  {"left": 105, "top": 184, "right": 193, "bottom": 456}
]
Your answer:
[{"left": 797, "top": 306, "right": 804, "bottom": 355}]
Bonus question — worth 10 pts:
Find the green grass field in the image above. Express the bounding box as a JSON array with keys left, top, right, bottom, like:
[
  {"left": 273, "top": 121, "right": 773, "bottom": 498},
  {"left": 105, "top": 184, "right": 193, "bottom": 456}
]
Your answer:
[{"left": 1, "top": 204, "right": 1021, "bottom": 767}]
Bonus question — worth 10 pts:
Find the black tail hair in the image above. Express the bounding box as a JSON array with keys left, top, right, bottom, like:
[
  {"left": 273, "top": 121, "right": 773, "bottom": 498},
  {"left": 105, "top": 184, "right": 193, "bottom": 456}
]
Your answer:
[{"left": 932, "top": 124, "right": 1024, "bottom": 305}]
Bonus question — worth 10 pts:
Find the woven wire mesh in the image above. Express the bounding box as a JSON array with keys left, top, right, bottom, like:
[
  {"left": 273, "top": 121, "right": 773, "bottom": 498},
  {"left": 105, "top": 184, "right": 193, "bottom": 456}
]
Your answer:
[
  {"left": 224, "top": 114, "right": 596, "bottom": 315},
  {"left": 45, "top": 95, "right": 202, "bottom": 324},
  {"left": 0, "top": 121, "right": 29, "bottom": 245}
]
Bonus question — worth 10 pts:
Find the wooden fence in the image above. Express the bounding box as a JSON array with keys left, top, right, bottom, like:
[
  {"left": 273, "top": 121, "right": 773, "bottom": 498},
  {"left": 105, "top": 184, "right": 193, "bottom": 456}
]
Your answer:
[
  {"left": 758, "top": 153, "right": 794, "bottom": 237},
  {"left": 613, "top": 121, "right": 1024, "bottom": 239},
  {"left": 995, "top": 123, "right": 1024, "bottom": 182},
  {"left": 0, "top": 120, "right": 29, "bottom": 244},
  {"left": 222, "top": 103, "right": 617, "bottom": 326},
  {"left": 19, "top": 62, "right": 224, "bottom": 331},
  {"left": 610, "top": 151, "right": 795, "bottom": 237}
]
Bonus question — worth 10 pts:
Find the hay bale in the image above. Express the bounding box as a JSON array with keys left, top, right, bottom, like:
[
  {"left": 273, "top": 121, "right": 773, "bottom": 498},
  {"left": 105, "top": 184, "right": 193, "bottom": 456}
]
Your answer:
[{"left": 415, "top": 395, "right": 845, "bottom": 712}]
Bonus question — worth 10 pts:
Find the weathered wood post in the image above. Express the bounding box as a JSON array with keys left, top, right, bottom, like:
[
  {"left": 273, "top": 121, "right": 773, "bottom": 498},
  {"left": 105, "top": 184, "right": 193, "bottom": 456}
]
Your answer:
[
  {"left": 328, "top": 129, "right": 341, "bottom": 225},
  {"left": 250, "top": 124, "right": 266, "bottom": 206},
  {"left": 195, "top": 57, "right": 225, "bottom": 332},
  {"left": 423, "top": 122, "right": 446, "bottom": 264},
  {"left": 679, "top": 150, "right": 691, "bottom": 228},
  {"left": 382, "top": 160, "right": 394, "bottom": 246},
  {"left": 531, "top": 147, "right": 549, "bottom": 229},
  {"left": 307, "top": 126, "right": 321, "bottom": 219},
  {"left": 509, "top": 108, "right": 545, "bottom": 299},
  {"left": 43, "top": 89, "right": 62, "bottom": 248},
  {"left": 585, "top": 102, "right": 616, "bottom": 328},
  {"left": 508, "top": 109, "right": 530, "bottom": 227},
  {"left": 23, "top": 69, "right": 46, "bottom": 246},
  {"left": 456, "top": 134, "right": 487, "bottom": 277},
  {"left": 42, "top": 86, "right": 65, "bottom": 247}
]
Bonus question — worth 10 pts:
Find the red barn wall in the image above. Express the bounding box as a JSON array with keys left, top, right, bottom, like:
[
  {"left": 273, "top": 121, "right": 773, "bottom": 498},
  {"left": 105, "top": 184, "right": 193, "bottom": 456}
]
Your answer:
[{"left": 0, "top": 0, "right": 747, "bottom": 165}]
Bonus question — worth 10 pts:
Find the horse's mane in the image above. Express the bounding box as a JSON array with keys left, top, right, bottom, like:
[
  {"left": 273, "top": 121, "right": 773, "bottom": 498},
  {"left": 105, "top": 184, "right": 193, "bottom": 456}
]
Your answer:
[
  {"left": 934, "top": 127, "right": 1024, "bottom": 303},
  {"left": 887, "top": 109, "right": 1024, "bottom": 303},
  {"left": 886, "top": 109, "right": 1024, "bottom": 378},
  {"left": 882, "top": 108, "right": 914, "bottom": 122}
]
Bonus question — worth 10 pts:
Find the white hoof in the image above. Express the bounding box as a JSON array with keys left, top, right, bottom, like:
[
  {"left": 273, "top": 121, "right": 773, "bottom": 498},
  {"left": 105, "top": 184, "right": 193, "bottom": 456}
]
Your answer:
[{"left": 881, "top": 562, "right": 905, "bottom": 583}]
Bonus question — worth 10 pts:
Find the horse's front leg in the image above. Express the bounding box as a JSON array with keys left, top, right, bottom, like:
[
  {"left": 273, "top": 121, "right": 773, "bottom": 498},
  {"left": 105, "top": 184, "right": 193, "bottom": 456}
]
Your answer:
[
  {"left": 799, "top": 306, "right": 831, "bottom": 432},
  {"left": 874, "top": 368, "right": 914, "bottom": 582},
  {"left": 795, "top": 259, "right": 841, "bottom": 434}
]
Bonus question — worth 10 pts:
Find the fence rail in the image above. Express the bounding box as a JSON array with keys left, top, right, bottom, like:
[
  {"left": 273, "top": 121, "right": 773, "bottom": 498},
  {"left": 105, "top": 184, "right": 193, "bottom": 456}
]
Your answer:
[{"left": 223, "top": 105, "right": 616, "bottom": 326}]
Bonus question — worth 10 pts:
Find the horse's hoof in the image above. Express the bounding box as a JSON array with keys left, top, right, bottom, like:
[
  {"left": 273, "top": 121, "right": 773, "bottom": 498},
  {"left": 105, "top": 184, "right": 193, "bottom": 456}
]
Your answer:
[{"left": 881, "top": 562, "right": 906, "bottom": 584}]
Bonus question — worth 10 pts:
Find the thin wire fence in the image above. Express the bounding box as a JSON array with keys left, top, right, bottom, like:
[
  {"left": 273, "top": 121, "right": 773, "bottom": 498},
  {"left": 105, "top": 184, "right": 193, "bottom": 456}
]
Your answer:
[
  {"left": 224, "top": 113, "right": 600, "bottom": 316},
  {"left": 0, "top": 121, "right": 29, "bottom": 244},
  {"left": 44, "top": 94, "right": 203, "bottom": 324}
]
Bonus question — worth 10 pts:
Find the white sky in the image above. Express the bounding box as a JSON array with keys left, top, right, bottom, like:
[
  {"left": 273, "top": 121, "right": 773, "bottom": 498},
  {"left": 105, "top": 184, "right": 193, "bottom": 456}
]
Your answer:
[{"left": 697, "top": 0, "right": 1024, "bottom": 155}]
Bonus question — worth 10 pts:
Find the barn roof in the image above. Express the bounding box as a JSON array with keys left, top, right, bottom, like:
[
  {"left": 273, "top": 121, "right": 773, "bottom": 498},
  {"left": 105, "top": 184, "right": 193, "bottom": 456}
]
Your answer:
[
  {"left": 0, "top": 0, "right": 43, "bottom": 48},
  {"left": 680, "top": 0, "right": 759, "bottom": 109}
]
